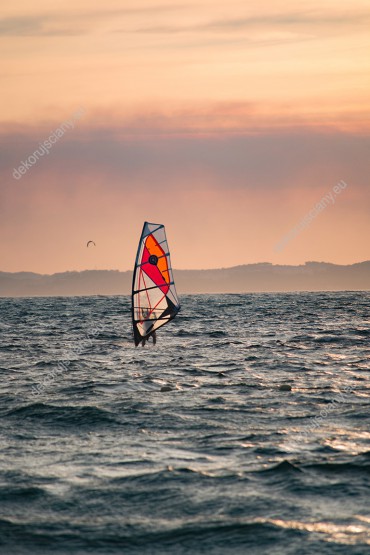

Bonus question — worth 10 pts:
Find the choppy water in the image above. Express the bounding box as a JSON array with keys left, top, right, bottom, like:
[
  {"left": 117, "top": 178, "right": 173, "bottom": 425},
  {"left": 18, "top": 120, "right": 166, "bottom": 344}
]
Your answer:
[{"left": 0, "top": 292, "right": 369, "bottom": 555}]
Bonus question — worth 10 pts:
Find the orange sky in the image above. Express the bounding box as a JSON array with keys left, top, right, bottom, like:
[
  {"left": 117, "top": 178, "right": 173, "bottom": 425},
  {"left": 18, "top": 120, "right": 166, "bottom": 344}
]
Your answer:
[{"left": 1, "top": 0, "right": 369, "bottom": 272}]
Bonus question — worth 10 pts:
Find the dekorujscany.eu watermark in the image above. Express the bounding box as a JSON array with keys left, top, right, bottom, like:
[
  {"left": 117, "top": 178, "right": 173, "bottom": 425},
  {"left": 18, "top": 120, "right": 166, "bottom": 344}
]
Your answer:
[
  {"left": 13, "top": 107, "right": 86, "bottom": 180},
  {"left": 274, "top": 180, "right": 348, "bottom": 252}
]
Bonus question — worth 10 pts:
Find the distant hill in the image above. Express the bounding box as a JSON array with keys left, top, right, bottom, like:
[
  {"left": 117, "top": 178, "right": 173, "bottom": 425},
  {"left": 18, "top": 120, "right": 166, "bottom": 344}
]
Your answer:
[{"left": 0, "top": 262, "right": 369, "bottom": 297}]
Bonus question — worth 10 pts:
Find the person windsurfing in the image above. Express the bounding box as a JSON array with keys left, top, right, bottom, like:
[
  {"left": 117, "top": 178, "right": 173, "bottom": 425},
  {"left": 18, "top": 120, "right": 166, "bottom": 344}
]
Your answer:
[
  {"left": 140, "top": 330, "right": 156, "bottom": 347},
  {"left": 139, "top": 308, "right": 157, "bottom": 347}
]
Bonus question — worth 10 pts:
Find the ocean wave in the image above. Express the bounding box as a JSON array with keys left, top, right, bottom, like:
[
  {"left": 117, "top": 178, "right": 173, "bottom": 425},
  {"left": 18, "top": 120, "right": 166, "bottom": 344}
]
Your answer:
[
  {"left": 5, "top": 403, "right": 118, "bottom": 426},
  {"left": 305, "top": 462, "right": 370, "bottom": 475}
]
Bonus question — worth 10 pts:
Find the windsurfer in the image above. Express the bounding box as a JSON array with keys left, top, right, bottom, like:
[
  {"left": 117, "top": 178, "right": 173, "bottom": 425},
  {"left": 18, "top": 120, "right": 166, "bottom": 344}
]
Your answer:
[
  {"left": 141, "top": 330, "right": 156, "bottom": 347},
  {"left": 140, "top": 308, "right": 157, "bottom": 347}
]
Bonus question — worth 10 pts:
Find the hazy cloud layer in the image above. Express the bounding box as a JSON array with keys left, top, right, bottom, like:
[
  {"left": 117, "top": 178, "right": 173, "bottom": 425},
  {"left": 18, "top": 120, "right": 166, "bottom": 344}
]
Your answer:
[{"left": 2, "top": 120, "right": 369, "bottom": 194}]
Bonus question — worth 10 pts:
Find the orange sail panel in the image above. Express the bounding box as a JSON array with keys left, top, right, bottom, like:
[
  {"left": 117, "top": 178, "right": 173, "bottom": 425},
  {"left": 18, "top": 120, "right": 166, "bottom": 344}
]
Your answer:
[{"left": 131, "top": 222, "right": 180, "bottom": 346}]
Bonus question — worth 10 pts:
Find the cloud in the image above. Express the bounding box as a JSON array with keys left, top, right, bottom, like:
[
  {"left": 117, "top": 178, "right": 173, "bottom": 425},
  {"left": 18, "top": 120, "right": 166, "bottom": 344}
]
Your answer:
[
  {"left": 0, "top": 15, "right": 82, "bottom": 37},
  {"left": 204, "top": 11, "right": 370, "bottom": 30},
  {"left": 135, "top": 9, "right": 370, "bottom": 35},
  {"left": 0, "top": 5, "right": 188, "bottom": 37}
]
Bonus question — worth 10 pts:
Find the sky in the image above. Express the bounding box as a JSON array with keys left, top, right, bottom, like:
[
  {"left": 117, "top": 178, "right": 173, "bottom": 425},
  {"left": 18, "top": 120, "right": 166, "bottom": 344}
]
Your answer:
[{"left": 1, "top": 0, "right": 369, "bottom": 273}]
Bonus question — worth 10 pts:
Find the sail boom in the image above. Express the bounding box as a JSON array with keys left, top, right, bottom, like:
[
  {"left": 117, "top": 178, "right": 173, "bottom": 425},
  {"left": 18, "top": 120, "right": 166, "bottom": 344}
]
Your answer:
[{"left": 133, "top": 281, "right": 176, "bottom": 295}]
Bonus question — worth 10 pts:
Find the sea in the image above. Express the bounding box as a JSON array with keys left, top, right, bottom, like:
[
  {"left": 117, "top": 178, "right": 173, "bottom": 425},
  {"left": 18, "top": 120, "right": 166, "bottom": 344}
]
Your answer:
[{"left": 0, "top": 292, "right": 369, "bottom": 555}]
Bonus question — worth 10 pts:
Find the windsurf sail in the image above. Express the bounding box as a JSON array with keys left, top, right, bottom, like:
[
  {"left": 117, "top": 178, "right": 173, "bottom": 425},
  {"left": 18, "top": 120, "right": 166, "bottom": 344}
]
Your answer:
[{"left": 131, "top": 222, "right": 180, "bottom": 346}]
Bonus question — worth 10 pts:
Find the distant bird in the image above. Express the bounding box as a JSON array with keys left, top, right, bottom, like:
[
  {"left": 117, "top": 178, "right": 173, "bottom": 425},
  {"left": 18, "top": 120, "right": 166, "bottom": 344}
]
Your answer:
[{"left": 86, "top": 240, "right": 96, "bottom": 247}]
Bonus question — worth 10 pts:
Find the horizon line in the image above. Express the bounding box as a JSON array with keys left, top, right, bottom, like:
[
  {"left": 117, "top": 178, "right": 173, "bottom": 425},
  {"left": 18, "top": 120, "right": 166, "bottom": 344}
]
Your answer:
[{"left": 1, "top": 259, "right": 370, "bottom": 276}]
